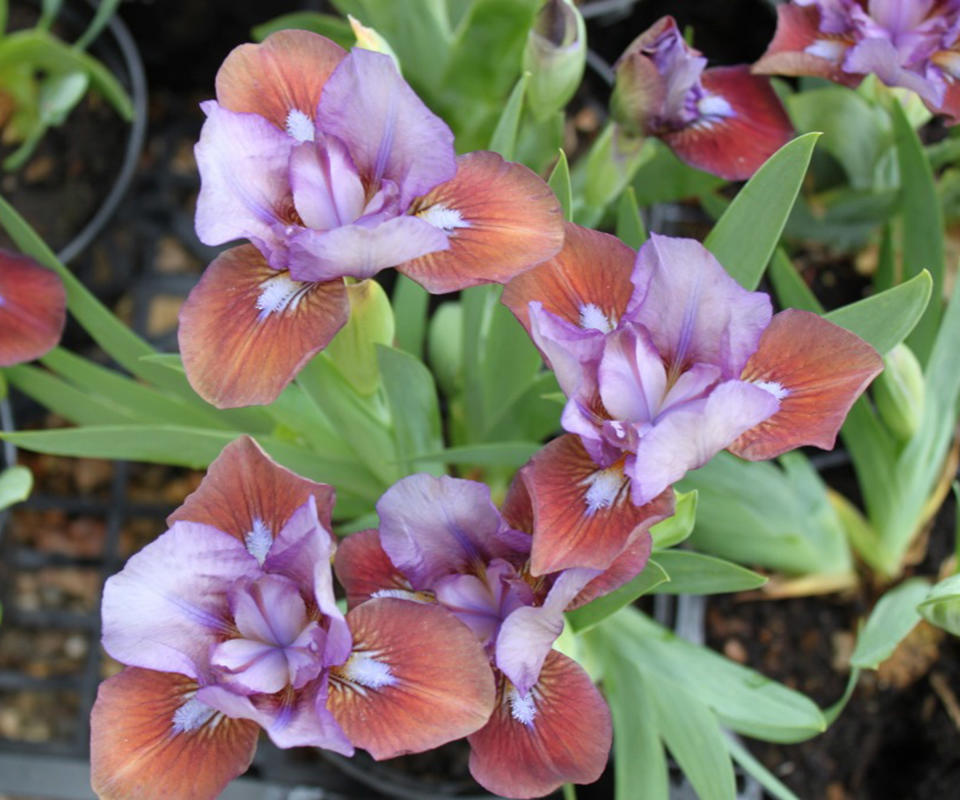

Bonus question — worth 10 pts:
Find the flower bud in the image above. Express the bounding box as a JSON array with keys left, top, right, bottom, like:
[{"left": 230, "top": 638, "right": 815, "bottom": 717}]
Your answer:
[
  {"left": 522, "top": 0, "right": 586, "bottom": 122},
  {"left": 874, "top": 343, "right": 925, "bottom": 440},
  {"left": 325, "top": 279, "right": 395, "bottom": 396},
  {"left": 348, "top": 15, "right": 401, "bottom": 71}
]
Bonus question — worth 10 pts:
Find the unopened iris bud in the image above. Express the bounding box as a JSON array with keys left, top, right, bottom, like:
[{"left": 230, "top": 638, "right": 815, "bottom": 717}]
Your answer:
[
  {"left": 874, "top": 343, "right": 925, "bottom": 440},
  {"left": 325, "top": 279, "right": 395, "bottom": 395},
  {"left": 523, "top": 0, "right": 586, "bottom": 122},
  {"left": 348, "top": 15, "right": 400, "bottom": 70}
]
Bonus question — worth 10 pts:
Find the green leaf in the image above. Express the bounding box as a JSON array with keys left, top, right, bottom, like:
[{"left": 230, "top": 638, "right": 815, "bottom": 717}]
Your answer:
[
  {"left": 548, "top": 149, "right": 572, "bottom": 221},
  {"left": 650, "top": 489, "right": 697, "bottom": 549},
  {"left": 488, "top": 71, "right": 529, "bottom": 159},
  {"left": 651, "top": 550, "right": 767, "bottom": 595},
  {"left": 726, "top": 736, "right": 801, "bottom": 800},
  {"left": 652, "top": 679, "right": 737, "bottom": 800},
  {"left": 630, "top": 139, "right": 724, "bottom": 206},
  {"left": 786, "top": 86, "right": 891, "bottom": 190},
  {"left": 893, "top": 100, "right": 944, "bottom": 362},
  {"left": 704, "top": 133, "right": 820, "bottom": 290},
  {"left": 0, "top": 425, "right": 380, "bottom": 503},
  {"left": 0, "top": 30, "right": 133, "bottom": 119},
  {"left": 251, "top": 12, "right": 355, "bottom": 47},
  {"left": 825, "top": 270, "right": 932, "bottom": 354},
  {"left": 566, "top": 560, "right": 669, "bottom": 633},
  {"left": 406, "top": 441, "right": 539, "bottom": 468},
  {"left": 426, "top": 301, "right": 463, "bottom": 397},
  {"left": 376, "top": 345, "right": 444, "bottom": 474},
  {"left": 0, "top": 465, "right": 32, "bottom": 510},
  {"left": 850, "top": 577, "right": 931, "bottom": 669},
  {"left": 392, "top": 274, "right": 429, "bottom": 358},
  {"left": 74, "top": 0, "right": 122, "bottom": 50},
  {"left": 615, "top": 185, "right": 646, "bottom": 248},
  {"left": 37, "top": 0, "right": 61, "bottom": 31},
  {"left": 918, "top": 573, "right": 960, "bottom": 637},
  {"left": 769, "top": 248, "right": 820, "bottom": 313},
  {"left": 596, "top": 608, "right": 826, "bottom": 743},
  {"left": 683, "top": 451, "right": 853, "bottom": 577},
  {"left": 603, "top": 654, "right": 670, "bottom": 800}
]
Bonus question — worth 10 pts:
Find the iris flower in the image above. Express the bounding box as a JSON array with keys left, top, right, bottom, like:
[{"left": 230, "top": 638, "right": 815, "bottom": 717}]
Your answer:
[
  {"left": 90, "top": 438, "right": 495, "bottom": 800},
  {"left": 503, "top": 224, "right": 883, "bottom": 574},
  {"left": 180, "top": 30, "right": 563, "bottom": 408},
  {"left": 612, "top": 16, "right": 794, "bottom": 180},
  {"left": 0, "top": 250, "right": 65, "bottom": 366},
  {"left": 333, "top": 472, "right": 650, "bottom": 799},
  {"left": 755, "top": 0, "right": 960, "bottom": 120}
]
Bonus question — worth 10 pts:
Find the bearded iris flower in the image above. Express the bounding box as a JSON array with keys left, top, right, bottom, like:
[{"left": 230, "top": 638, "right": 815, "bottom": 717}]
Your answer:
[
  {"left": 90, "top": 438, "right": 495, "bottom": 800},
  {"left": 0, "top": 250, "right": 65, "bottom": 366},
  {"left": 755, "top": 0, "right": 960, "bottom": 120},
  {"left": 503, "top": 224, "right": 884, "bottom": 574},
  {"left": 611, "top": 16, "right": 794, "bottom": 180},
  {"left": 332, "top": 472, "right": 664, "bottom": 799},
  {"left": 180, "top": 30, "right": 564, "bottom": 408}
]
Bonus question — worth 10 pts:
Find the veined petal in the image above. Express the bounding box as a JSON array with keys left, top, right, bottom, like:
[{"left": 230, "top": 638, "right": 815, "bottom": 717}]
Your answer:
[
  {"left": 198, "top": 677, "right": 353, "bottom": 753},
  {"left": 527, "top": 434, "right": 674, "bottom": 575},
  {"left": 91, "top": 668, "right": 258, "bottom": 800},
  {"left": 729, "top": 309, "right": 883, "bottom": 460},
  {"left": 468, "top": 652, "right": 612, "bottom": 800},
  {"left": 376, "top": 474, "right": 529, "bottom": 591},
  {"left": 178, "top": 245, "right": 348, "bottom": 409},
  {"left": 287, "top": 215, "right": 449, "bottom": 282},
  {"left": 0, "top": 251, "right": 65, "bottom": 366},
  {"left": 399, "top": 151, "right": 564, "bottom": 293},
  {"left": 662, "top": 66, "right": 794, "bottom": 181},
  {"left": 168, "top": 435, "right": 335, "bottom": 546},
  {"left": 334, "top": 529, "right": 417, "bottom": 609},
  {"left": 495, "top": 568, "right": 598, "bottom": 694},
  {"left": 597, "top": 322, "right": 668, "bottom": 424},
  {"left": 529, "top": 302, "right": 606, "bottom": 399},
  {"left": 628, "top": 234, "right": 772, "bottom": 378},
  {"left": 502, "top": 222, "right": 635, "bottom": 337},
  {"left": 753, "top": 4, "right": 858, "bottom": 84},
  {"left": 328, "top": 598, "right": 495, "bottom": 759},
  {"left": 101, "top": 521, "right": 260, "bottom": 677},
  {"left": 501, "top": 467, "right": 535, "bottom": 533},
  {"left": 193, "top": 102, "right": 294, "bottom": 259},
  {"left": 215, "top": 29, "right": 346, "bottom": 131},
  {"left": 316, "top": 48, "right": 456, "bottom": 208},
  {"left": 628, "top": 379, "right": 780, "bottom": 504},
  {"left": 567, "top": 530, "right": 653, "bottom": 610}
]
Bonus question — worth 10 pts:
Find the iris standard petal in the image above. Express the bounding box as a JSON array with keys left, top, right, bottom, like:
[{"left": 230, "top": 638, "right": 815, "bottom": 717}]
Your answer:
[
  {"left": 101, "top": 521, "right": 260, "bottom": 677},
  {"left": 315, "top": 48, "right": 456, "bottom": 208}
]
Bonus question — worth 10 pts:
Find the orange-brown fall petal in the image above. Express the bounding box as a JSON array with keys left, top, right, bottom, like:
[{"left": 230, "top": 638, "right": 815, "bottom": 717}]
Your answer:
[{"left": 90, "top": 667, "right": 259, "bottom": 800}]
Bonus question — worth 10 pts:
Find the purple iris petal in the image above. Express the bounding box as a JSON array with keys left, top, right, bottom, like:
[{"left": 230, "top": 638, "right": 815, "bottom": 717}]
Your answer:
[
  {"left": 627, "top": 234, "right": 772, "bottom": 378},
  {"left": 596, "top": 323, "right": 667, "bottom": 423},
  {"left": 290, "top": 136, "right": 367, "bottom": 230},
  {"left": 626, "top": 379, "right": 780, "bottom": 505},
  {"left": 263, "top": 498, "right": 351, "bottom": 668},
  {"left": 495, "top": 567, "right": 599, "bottom": 695},
  {"left": 529, "top": 301, "right": 606, "bottom": 398},
  {"left": 231, "top": 574, "right": 308, "bottom": 646},
  {"left": 198, "top": 678, "right": 354, "bottom": 753},
  {"left": 287, "top": 215, "right": 450, "bottom": 282},
  {"left": 194, "top": 101, "right": 295, "bottom": 268},
  {"left": 376, "top": 474, "right": 530, "bottom": 590},
  {"left": 844, "top": 37, "right": 944, "bottom": 103},
  {"left": 315, "top": 48, "right": 456, "bottom": 209},
  {"left": 101, "top": 521, "right": 261, "bottom": 679},
  {"left": 211, "top": 637, "right": 292, "bottom": 695}
]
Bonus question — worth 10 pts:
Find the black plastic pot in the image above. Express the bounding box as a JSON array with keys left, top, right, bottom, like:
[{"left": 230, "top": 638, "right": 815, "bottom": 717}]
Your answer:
[{"left": 55, "top": 0, "right": 148, "bottom": 264}]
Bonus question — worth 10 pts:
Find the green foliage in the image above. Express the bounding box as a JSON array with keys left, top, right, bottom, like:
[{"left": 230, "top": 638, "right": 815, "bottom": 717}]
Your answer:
[
  {"left": 0, "top": 465, "right": 31, "bottom": 510},
  {"left": 850, "top": 578, "right": 930, "bottom": 669},
  {"left": 704, "top": 133, "right": 820, "bottom": 290}
]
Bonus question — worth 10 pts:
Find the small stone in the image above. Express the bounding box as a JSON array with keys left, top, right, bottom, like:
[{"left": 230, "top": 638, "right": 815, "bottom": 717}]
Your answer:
[
  {"left": 64, "top": 634, "right": 88, "bottom": 660},
  {"left": 23, "top": 155, "right": 55, "bottom": 183},
  {"left": 154, "top": 236, "right": 200, "bottom": 274},
  {"left": 723, "top": 638, "right": 748, "bottom": 664},
  {"left": 147, "top": 294, "right": 186, "bottom": 336}
]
